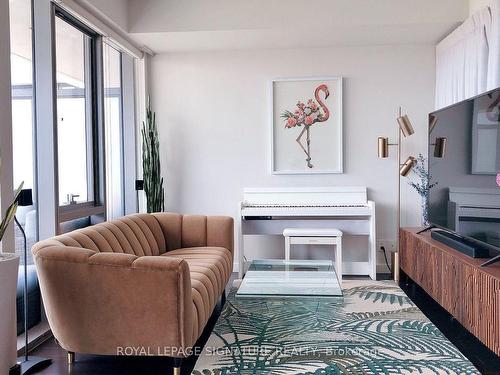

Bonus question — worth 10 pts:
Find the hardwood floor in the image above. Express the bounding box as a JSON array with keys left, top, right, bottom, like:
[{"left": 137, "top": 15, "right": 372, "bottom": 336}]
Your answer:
[
  {"left": 27, "top": 310, "right": 222, "bottom": 375},
  {"left": 28, "top": 276, "right": 235, "bottom": 375},
  {"left": 27, "top": 273, "right": 499, "bottom": 374}
]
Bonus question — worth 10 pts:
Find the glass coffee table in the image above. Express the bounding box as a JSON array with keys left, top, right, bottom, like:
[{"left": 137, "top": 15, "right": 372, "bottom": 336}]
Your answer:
[{"left": 236, "top": 259, "right": 343, "bottom": 298}]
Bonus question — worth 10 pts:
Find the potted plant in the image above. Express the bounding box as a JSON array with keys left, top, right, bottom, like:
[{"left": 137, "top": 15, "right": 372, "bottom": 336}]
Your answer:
[
  {"left": 141, "top": 97, "right": 165, "bottom": 213},
  {"left": 0, "top": 182, "right": 23, "bottom": 374}
]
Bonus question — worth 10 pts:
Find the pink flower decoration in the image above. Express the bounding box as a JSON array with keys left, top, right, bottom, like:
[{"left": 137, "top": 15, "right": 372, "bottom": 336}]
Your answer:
[
  {"left": 305, "top": 115, "right": 314, "bottom": 125},
  {"left": 496, "top": 173, "right": 500, "bottom": 187},
  {"left": 286, "top": 117, "right": 298, "bottom": 128}
]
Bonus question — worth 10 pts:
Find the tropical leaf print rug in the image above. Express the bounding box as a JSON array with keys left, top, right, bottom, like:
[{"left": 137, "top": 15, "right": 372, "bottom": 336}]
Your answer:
[{"left": 192, "top": 280, "right": 478, "bottom": 375}]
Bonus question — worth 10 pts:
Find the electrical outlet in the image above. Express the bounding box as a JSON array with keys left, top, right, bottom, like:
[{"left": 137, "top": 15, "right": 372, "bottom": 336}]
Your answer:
[{"left": 377, "top": 239, "right": 396, "bottom": 253}]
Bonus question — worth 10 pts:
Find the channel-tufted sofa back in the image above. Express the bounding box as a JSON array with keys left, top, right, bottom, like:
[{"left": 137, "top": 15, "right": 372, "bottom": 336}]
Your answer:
[{"left": 33, "top": 212, "right": 234, "bottom": 258}]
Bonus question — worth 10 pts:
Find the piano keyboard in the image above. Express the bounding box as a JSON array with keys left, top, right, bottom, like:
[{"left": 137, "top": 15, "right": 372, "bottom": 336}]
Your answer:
[{"left": 243, "top": 203, "right": 367, "bottom": 208}]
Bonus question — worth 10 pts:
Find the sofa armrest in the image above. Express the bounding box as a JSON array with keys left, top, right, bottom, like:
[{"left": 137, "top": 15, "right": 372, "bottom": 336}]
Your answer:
[{"left": 34, "top": 246, "right": 195, "bottom": 356}]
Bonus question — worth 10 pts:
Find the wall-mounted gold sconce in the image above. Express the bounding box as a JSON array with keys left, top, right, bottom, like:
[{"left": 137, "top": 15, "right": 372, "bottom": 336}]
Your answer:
[{"left": 432, "top": 137, "right": 447, "bottom": 158}]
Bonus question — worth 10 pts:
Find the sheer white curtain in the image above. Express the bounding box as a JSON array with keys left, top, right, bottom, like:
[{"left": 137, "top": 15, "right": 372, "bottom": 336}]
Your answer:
[
  {"left": 436, "top": 0, "right": 500, "bottom": 109},
  {"left": 488, "top": 0, "right": 500, "bottom": 90}
]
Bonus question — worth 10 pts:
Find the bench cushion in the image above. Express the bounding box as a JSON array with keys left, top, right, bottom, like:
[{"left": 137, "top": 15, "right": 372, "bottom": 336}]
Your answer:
[{"left": 283, "top": 228, "right": 343, "bottom": 237}]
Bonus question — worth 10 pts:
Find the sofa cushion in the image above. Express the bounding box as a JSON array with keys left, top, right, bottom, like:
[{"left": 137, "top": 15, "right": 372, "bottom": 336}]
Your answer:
[{"left": 164, "top": 247, "right": 232, "bottom": 338}]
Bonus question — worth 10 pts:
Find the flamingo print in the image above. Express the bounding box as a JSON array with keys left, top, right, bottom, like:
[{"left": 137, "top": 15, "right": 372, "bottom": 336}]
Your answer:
[{"left": 281, "top": 84, "right": 330, "bottom": 168}]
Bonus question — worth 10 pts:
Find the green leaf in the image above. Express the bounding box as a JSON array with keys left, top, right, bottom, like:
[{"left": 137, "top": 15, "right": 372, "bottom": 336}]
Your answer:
[
  {"left": 0, "top": 181, "right": 24, "bottom": 242},
  {"left": 141, "top": 97, "right": 164, "bottom": 213}
]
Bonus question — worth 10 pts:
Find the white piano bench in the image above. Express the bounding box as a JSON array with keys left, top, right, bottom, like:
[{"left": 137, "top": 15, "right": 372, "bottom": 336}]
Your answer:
[{"left": 283, "top": 228, "right": 343, "bottom": 281}]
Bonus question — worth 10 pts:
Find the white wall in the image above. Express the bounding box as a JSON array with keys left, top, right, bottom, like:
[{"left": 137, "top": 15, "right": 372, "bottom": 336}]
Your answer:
[
  {"left": 0, "top": 0, "right": 14, "bottom": 252},
  {"left": 469, "top": 0, "right": 491, "bottom": 14},
  {"left": 84, "top": 0, "right": 128, "bottom": 30},
  {"left": 149, "top": 45, "right": 435, "bottom": 270}
]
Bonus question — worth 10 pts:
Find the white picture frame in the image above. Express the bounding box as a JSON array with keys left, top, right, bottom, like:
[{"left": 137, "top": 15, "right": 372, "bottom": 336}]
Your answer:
[{"left": 270, "top": 76, "right": 343, "bottom": 174}]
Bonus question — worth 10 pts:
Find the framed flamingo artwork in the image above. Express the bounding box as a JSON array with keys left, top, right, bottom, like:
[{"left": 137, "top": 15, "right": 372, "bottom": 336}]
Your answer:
[{"left": 271, "top": 76, "right": 343, "bottom": 174}]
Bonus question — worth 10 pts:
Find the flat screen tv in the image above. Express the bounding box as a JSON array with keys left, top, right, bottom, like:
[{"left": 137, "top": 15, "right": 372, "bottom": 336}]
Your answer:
[{"left": 428, "top": 87, "right": 500, "bottom": 266}]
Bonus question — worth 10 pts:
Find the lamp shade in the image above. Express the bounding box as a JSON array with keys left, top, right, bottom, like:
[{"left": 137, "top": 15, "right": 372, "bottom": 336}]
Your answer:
[
  {"left": 433, "top": 137, "right": 447, "bottom": 158},
  {"left": 399, "top": 156, "right": 417, "bottom": 177},
  {"left": 397, "top": 115, "right": 415, "bottom": 137},
  {"left": 17, "top": 189, "right": 33, "bottom": 207},
  {"left": 377, "top": 137, "right": 389, "bottom": 158}
]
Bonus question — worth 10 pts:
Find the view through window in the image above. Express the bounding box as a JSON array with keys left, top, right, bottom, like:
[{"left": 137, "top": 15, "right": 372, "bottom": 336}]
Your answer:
[
  {"left": 10, "top": 0, "right": 36, "bottom": 265},
  {"left": 54, "top": 15, "right": 95, "bottom": 206},
  {"left": 104, "top": 43, "right": 124, "bottom": 220}
]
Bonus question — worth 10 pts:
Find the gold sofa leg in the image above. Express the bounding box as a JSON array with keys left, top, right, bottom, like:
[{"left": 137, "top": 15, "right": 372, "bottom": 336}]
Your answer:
[
  {"left": 173, "top": 358, "right": 182, "bottom": 375},
  {"left": 67, "top": 351, "right": 75, "bottom": 364}
]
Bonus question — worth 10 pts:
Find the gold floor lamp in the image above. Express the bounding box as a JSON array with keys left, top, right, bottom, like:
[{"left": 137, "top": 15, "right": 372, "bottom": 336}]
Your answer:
[{"left": 377, "top": 107, "right": 417, "bottom": 281}]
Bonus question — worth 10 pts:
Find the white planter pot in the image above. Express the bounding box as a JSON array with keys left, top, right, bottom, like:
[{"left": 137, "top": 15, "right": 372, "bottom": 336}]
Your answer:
[{"left": 0, "top": 253, "right": 20, "bottom": 374}]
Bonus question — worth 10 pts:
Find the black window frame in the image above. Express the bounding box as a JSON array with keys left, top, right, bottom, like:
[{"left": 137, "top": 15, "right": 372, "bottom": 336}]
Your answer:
[{"left": 52, "top": 5, "right": 106, "bottom": 227}]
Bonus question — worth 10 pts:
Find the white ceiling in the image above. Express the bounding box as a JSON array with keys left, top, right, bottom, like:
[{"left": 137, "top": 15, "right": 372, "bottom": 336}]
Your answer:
[
  {"left": 129, "top": 24, "right": 461, "bottom": 53},
  {"left": 101, "top": 0, "right": 470, "bottom": 53}
]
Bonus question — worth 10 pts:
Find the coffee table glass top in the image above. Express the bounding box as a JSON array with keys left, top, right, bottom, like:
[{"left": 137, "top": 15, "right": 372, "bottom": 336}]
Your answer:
[{"left": 236, "top": 259, "right": 342, "bottom": 298}]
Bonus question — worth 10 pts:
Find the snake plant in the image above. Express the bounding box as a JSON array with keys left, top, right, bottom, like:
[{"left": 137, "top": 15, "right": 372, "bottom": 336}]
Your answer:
[
  {"left": 0, "top": 181, "right": 24, "bottom": 243},
  {"left": 141, "top": 98, "right": 165, "bottom": 213}
]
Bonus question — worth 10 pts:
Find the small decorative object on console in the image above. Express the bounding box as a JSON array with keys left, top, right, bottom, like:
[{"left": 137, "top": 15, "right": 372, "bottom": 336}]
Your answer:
[{"left": 408, "top": 154, "right": 437, "bottom": 226}]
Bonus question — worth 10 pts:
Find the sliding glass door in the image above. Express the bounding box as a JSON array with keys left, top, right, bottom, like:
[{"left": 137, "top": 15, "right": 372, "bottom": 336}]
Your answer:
[
  {"left": 53, "top": 9, "right": 107, "bottom": 232},
  {"left": 10, "top": 1, "right": 137, "bottom": 239},
  {"left": 103, "top": 43, "right": 125, "bottom": 220},
  {"left": 55, "top": 19, "right": 91, "bottom": 206},
  {"left": 54, "top": 13, "right": 98, "bottom": 207},
  {"left": 9, "top": 0, "right": 36, "bottom": 264}
]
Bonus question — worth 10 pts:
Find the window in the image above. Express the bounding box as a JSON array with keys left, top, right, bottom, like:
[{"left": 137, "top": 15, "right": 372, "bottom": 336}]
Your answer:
[
  {"left": 9, "top": 3, "right": 138, "bottom": 239},
  {"left": 10, "top": 0, "right": 36, "bottom": 264},
  {"left": 54, "top": 12, "right": 99, "bottom": 207},
  {"left": 103, "top": 43, "right": 124, "bottom": 219}
]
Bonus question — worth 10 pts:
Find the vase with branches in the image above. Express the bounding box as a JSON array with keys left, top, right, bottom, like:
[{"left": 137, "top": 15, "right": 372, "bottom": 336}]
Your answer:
[
  {"left": 0, "top": 177, "right": 23, "bottom": 374},
  {"left": 408, "top": 154, "right": 437, "bottom": 226},
  {"left": 141, "top": 97, "right": 165, "bottom": 213}
]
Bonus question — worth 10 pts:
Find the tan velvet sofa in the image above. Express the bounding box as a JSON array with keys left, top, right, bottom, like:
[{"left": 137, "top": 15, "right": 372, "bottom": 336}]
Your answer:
[{"left": 32, "top": 212, "right": 233, "bottom": 372}]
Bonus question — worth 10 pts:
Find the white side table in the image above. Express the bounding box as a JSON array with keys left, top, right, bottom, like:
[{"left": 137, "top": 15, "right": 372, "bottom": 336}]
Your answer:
[{"left": 283, "top": 228, "right": 343, "bottom": 281}]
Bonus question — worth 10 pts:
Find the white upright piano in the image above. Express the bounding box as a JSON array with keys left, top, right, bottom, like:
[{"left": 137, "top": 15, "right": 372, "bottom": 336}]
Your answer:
[{"left": 238, "top": 187, "right": 377, "bottom": 280}]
